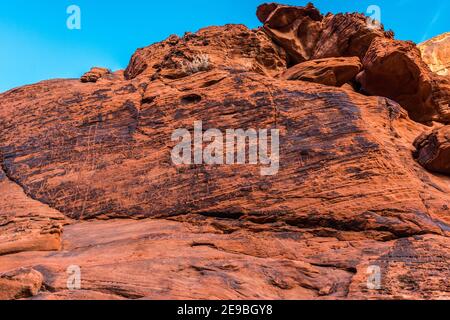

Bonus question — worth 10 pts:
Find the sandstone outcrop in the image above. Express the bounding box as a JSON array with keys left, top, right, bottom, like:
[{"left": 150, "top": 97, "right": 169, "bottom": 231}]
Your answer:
[
  {"left": 80, "top": 67, "right": 112, "bottom": 83},
  {"left": 414, "top": 126, "right": 450, "bottom": 175},
  {"left": 419, "top": 32, "right": 450, "bottom": 76},
  {"left": 2, "top": 70, "right": 449, "bottom": 240},
  {"left": 0, "top": 167, "right": 67, "bottom": 256},
  {"left": 257, "top": 3, "right": 450, "bottom": 124},
  {"left": 0, "top": 3, "right": 449, "bottom": 300},
  {"left": 124, "top": 24, "right": 287, "bottom": 80},
  {"left": 256, "top": 3, "right": 324, "bottom": 64},
  {"left": 257, "top": 3, "right": 391, "bottom": 64},
  {"left": 357, "top": 37, "right": 450, "bottom": 124},
  {"left": 279, "top": 56, "right": 362, "bottom": 86}
]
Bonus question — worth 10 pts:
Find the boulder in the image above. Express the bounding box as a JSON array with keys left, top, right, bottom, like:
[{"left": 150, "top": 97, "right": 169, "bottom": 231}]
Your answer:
[
  {"left": 257, "top": 2, "right": 324, "bottom": 64},
  {"left": 81, "top": 67, "right": 111, "bottom": 83},
  {"left": 357, "top": 37, "right": 450, "bottom": 123},
  {"left": 257, "top": 3, "right": 391, "bottom": 64},
  {"left": 0, "top": 4, "right": 449, "bottom": 300},
  {"left": 311, "top": 13, "right": 392, "bottom": 60},
  {"left": 414, "top": 126, "right": 450, "bottom": 174},
  {"left": 0, "top": 268, "right": 43, "bottom": 300}
]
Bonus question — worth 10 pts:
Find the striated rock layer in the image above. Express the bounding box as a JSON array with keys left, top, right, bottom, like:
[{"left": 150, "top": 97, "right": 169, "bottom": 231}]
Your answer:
[
  {"left": 0, "top": 3, "right": 449, "bottom": 300},
  {"left": 278, "top": 56, "right": 362, "bottom": 87},
  {"left": 419, "top": 32, "right": 450, "bottom": 76}
]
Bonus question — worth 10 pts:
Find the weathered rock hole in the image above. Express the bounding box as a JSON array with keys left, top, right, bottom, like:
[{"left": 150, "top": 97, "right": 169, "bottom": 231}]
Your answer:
[
  {"left": 181, "top": 94, "right": 202, "bottom": 104},
  {"left": 201, "top": 77, "right": 226, "bottom": 88},
  {"left": 141, "top": 96, "right": 156, "bottom": 105}
]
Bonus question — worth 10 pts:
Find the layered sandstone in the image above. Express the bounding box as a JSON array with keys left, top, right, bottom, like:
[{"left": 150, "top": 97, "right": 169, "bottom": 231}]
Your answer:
[
  {"left": 279, "top": 56, "right": 362, "bottom": 86},
  {"left": 419, "top": 32, "right": 450, "bottom": 76},
  {"left": 0, "top": 167, "right": 67, "bottom": 256},
  {"left": 0, "top": 3, "right": 449, "bottom": 300}
]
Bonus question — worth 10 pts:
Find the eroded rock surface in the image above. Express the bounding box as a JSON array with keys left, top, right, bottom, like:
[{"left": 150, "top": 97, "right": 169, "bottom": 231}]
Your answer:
[
  {"left": 419, "top": 32, "right": 450, "bottom": 76},
  {"left": 0, "top": 167, "right": 67, "bottom": 256},
  {"left": 124, "top": 24, "right": 287, "bottom": 80},
  {"left": 357, "top": 37, "right": 450, "bottom": 123},
  {"left": 414, "top": 126, "right": 450, "bottom": 175},
  {"left": 0, "top": 219, "right": 447, "bottom": 300},
  {"left": 257, "top": 2, "right": 392, "bottom": 64},
  {"left": 258, "top": 3, "right": 450, "bottom": 124},
  {"left": 0, "top": 3, "right": 449, "bottom": 300},
  {"left": 279, "top": 57, "right": 362, "bottom": 86},
  {"left": 80, "top": 67, "right": 112, "bottom": 83}
]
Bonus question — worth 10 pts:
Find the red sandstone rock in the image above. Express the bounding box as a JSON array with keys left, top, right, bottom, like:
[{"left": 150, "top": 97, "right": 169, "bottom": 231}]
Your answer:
[
  {"left": 414, "top": 126, "right": 450, "bottom": 174},
  {"left": 0, "top": 3, "right": 449, "bottom": 301},
  {"left": 80, "top": 67, "right": 111, "bottom": 83},
  {"left": 310, "top": 12, "right": 391, "bottom": 60},
  {"left": 419, "top": 32, "right": 450, "bottom": 76},
  {"left": 0, "top": 167, "right": 67, "bottom": 256},
  {"left": 0, "top": 268, "right": 43, "bottom": 300},
  {"left": 279, "top": 56, "right": 362, "bottom": 86},
  {"left": 258, "top": 3, "right": 450, "bottom": 124},
  {"left": 257, "top": 3, "right": 391, "bottom": 64},
  {"left": 257, "top": 3, "right": 323, "bottom": 64},
  {"left": 357, "top": 37, "right": 450, "bottom": 124},
  {"left": 124, "top": 24, "right": 287, "bottom": 80}
]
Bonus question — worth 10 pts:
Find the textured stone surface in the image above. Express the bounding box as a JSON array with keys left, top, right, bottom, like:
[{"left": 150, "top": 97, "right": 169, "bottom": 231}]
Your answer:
[
  {"left": 310, "top": 12, "right": 392, "bottom": 61},
  {"left": 124, "top": 24, "right": 287, "bottom": 80},
  {"left": 279, "top": 57, "right": 362, "bottom": 86},
  {"left": 414, "top": 126, "right": 450, "bottom": 175},
  {"left": 419, "top": 32, "right": 450, "bottom": 76},
  {"left": 257, "top": 3, "right": 392, "bottom": 64},
  {"left": 257, "top": 3, "right": 324, "bottom": 64},
  {"left": 1, "top": 71, "right": 449, "bottom": 237},
  {"left": 258, "top": 3, "right": 450, "bottom": 125},
  {"left": 0, "top": 3, "right": 449, "bottom": 300}
]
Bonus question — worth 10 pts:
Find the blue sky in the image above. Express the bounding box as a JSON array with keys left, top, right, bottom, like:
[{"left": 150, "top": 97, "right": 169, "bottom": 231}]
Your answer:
[{"left": 0, "top": 0, "right": 449, "bottom": 93}]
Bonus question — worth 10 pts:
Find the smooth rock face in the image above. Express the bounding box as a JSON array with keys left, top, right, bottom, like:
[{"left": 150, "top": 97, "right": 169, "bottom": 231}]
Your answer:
[
  {"left": 357, "top": 37, "right": 450, "bottom": 124},
  {"left": 414, "top": 126, "right": 450, "bottom": 175},
  {"left": 419, "top": 32, "right": 450, "bottom": 76},
  {"left": 0, "top": 3, "right": 449, "bottom": 300},
  {"left": 279, "top": 57, "right": 362, "bottom": 87}
]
